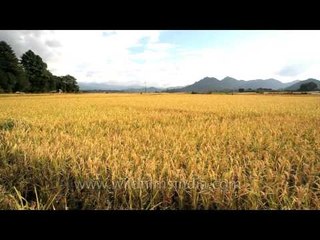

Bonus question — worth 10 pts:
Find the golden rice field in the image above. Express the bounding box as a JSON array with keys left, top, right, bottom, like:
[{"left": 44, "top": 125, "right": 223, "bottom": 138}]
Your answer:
[{"left": 0, "top": 93, "right": 319, "bottom": 209}]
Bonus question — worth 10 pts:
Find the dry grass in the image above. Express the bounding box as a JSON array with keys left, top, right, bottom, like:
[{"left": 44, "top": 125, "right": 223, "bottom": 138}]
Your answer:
[{"left": 0, "top": 93, "right": 319, "bottom": 209}]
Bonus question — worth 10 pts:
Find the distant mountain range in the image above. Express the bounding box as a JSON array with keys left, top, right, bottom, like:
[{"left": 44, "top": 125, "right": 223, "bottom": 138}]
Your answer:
[
  {"left": 284, "top": 78, "right": 320, "bottom": 91},
  {"left": 79, "top": 77, "right": 320, "bottom": 92},
  {"left": 78, "top": 82, "right": 165, "bottom": 92},
  {"left": 170, "top": 77, "right": 301, "bottom": 92}
]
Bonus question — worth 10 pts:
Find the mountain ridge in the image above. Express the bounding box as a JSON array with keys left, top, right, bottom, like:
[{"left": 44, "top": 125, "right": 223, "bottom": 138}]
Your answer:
[
  {"left": 79, "top": 77, "right": 319, "bottom": 92},
  {"left": 285, "top": 78, "right": 320, "bottom": 91},
  {"left": 169, "top": 77, "right": 302, "bottom": 92}
]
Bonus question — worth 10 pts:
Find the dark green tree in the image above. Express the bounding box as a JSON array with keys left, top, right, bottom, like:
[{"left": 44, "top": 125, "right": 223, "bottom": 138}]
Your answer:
[
  {"left": 0, "top": 41, "right": 28, "bottom": 92},
  {"left": 299, "top": 82, "right": 318, "bottom": 91},
  {"left": 61, "top": 75, "right": 79, "bottom": 92},
  {"left": 21, "top": 50, "right": 51, "bottom": 92},
  {"left": 55, "top": 76, "right": 65, "bottom": 92},
  {"left": 14, "top": 64, "right": 30, "bottom": 92},
  {"left": 1, "top": 44, "right": 79, "bottom": 93},
  {"left": 47, "top": 72, "right": 57, "bottom": 91}
]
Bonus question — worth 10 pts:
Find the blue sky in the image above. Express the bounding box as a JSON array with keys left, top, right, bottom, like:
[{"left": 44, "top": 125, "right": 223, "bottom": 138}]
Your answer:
[
  {"left": 1, "top": 30, "right": 320, "bottom": 87},
  {"left": 159, "top": 30, "right": 258, "bottom": 49}
]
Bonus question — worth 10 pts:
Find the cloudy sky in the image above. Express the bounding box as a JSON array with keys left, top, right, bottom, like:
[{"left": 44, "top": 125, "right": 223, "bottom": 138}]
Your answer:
[{"left": 1, "top": 30, "right": 320, "bottom": 87}]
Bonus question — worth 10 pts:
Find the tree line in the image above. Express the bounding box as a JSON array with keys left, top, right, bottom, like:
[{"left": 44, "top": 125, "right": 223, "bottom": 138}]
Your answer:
[{"left": 0, "top": 41, "right": 79, "bottom": 93}]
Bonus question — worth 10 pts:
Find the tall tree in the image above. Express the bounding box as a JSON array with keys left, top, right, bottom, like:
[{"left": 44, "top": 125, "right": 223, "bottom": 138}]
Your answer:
[
  {"left": 1, "top": 43, "right": 79, "bottom": 93},
  {"left": 21, "top": 50, "right": 51, "bottom": 92},
  {"left": 47, "top": 72, "right": 57, "bottom": 91},
  {"left": 55, "top": 76, "right": 65, "bottom": 92},
  {"left": 0, "top": 41, "right": 27, "bottom": 92},
  {"left": 14, "top": 62, "right": 30, "bottom": 92},
  {"left": 61, "top": 75, "right": 79, "bottom": 92}
]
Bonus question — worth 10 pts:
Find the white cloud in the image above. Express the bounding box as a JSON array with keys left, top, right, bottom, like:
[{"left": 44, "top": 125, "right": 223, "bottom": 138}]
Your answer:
[{"left": 1, "top": 30, "right": 320, "bottom": 87}]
